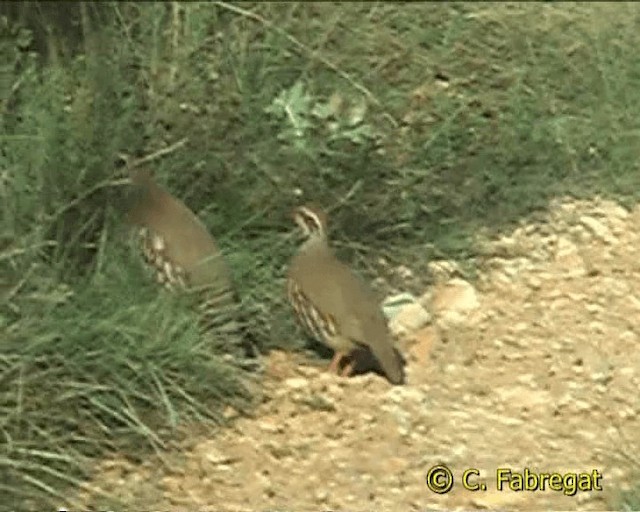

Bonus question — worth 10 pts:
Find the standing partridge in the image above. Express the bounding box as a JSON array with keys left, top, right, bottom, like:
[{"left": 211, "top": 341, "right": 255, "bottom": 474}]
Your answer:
[
  {"left": 125, "top": 168, "right": 241, "bottom": 338},
  {"left": 287, "top": 203, "right": 405, "bottom": 385}
]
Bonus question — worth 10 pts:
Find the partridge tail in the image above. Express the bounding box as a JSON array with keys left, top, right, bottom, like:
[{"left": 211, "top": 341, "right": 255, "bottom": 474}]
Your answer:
[{"left": 194, "top": 283, "right": 262, "bottom": 371}]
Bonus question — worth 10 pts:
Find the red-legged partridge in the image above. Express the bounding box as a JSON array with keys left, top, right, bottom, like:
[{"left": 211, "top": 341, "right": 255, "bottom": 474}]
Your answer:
[
  {"left": 287, "top": 203, "right": 405, "bottom": 385},
  {"left": 125, "top": 169, "right": 240, "bottom": 336}
]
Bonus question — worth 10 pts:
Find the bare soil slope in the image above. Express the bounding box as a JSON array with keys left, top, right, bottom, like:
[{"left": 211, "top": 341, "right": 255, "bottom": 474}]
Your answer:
[{"left": 80, "top": 196, "right": 639, "bottom": 511}]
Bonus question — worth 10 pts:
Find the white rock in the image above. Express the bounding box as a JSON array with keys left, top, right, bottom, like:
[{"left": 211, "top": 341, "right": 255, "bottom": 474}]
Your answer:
[
  {"left": 427, "top": 259, "right": 463, "bottom": 281},
  {"left": 580, "top": 215, "right": 615, "bottom": 243},
  {"left": 430, "top": 278, "right": 480, "bottom": 326},
  {"left": 389, "top": 301, "right": 432, "bottom": 336},
  {"left": 284, "top": 377, "right": 308, "bottom": 390},
  {"left": 382, "top": 292, "right": 418, "bottom": 319}
]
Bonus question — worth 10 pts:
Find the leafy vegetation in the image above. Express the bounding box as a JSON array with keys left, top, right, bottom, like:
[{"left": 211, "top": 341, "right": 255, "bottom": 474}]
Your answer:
[{"left": 1, "top": 2, "right": 639, "bottom": 509}]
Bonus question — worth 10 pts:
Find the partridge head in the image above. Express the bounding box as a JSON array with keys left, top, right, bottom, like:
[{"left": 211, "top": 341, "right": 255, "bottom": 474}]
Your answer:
[{"left": 287, "top": 203, "right": 405, "bottom": 385}]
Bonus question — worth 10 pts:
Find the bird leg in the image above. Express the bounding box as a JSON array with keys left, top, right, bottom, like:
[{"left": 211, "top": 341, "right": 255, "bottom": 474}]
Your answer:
[
  {"left": 340, "top": 359, "right": 355, "bottom": 378},
  {"left": 328, "top": 352, "right": 344, "bottom": 374}
]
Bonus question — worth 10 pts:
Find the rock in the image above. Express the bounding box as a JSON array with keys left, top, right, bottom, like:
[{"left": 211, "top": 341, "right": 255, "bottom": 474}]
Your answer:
[
  {"left": 394, "top": 264, "right": 414, "bottom": 280},
  {"left": 429, "top": 278, "right": 480, "bottom": 326},
  {"left": 284, "top": 377, "right": 308, "bottom": 390},
  {"left": 201, "top": 444, "right": 235, "bottom": 466},
  {"left": 382, "top": 292, "right": 418, "bottom": 319},
  {"left": 554, "top": 236, "right": 586, "bottom": 277},
  {"left": 471, "top": 488, "right": 526, "bottom": 509},
  {"left": 580, "top": 215, "right": 615, "bottom": 243},
  {"left": 601, "top": 201, "right": 629, "bottom": 220},
  {"left": 385, "top": 385, "right": 427, "bottom": 404},
  {"left": 526, "top": 275, "right": 543, "bottom": 289},
  {"left": 495, "top": 385, "right": 550, "bottom": 413},
  {"left": 315, "top": 490, "right": 329, "bottom": 503},
  {"left": 389, "top": 301, "right": 432, "bottom": 336},
  {"left": 489, "top": 236, "right": 527, "bottom": 257},
  {"left": 575, "top": 400, "right": 593, "bottom": 412},
  {"left": 509, "top": 321, "right": 529, "bottom": 333},
  {"left": 427, "top": 259, "right": 463, "bottom": 282},
  {"left": 257, "top": 417, "right": 282, "bottom": 433}
]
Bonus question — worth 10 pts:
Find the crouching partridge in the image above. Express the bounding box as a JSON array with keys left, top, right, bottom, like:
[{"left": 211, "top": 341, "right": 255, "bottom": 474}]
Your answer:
[
  {"left": 287, "top": 203, "right": 405, "bottom": 385},
  {"left": 125, "top": 168, "right": 241, "bottom": 339}
]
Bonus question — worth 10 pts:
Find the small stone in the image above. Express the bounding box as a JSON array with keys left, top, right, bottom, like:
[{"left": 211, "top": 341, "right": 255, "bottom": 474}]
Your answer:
[
  {"left": 575, "top": 400, "right": 592, "bottom": 412},
  {"left": 527, "top": 276, "right": 543, "bottom": 289},
  {"left": 284, "top": 377, "right": 308, "bottom": 390},
  {"left": 361, "top": 413, "right": 376, "bottom": 423},
  {"left": 427, "top": 259, "right": 463, "bottom": 281},
  {"left": 471, "top": 488, "right": 526, "bottom": 509},
  {"left": 590, "top": 371, "right": 611, "bottom": 384},
  {"left": 502, "top": 352, "right": 524, "bottom": 361},
  {"left": 389, "top": 301, "right": 432, "bottom": 336},
  {"left": 546, "top": 438, "right": 560, "bottom": 450},
  {"left": 385, "top": 387, "right": 424, "bottom": 408},
  {"left": 554, "top": 237, "right": 586, "bottom": 277},
  {"left": 430, "top": 278, "right": 480, "bottom": 326},
  {"left": 595, "top": 384, "right": 608, "bottom": 394},
  {"left": 315, "top": 490, "right": 328, "bottom": 503},
  {"left": 516, "top": 374, "right": 536, "bottom": 386},
  {"left": 204, "top": 447, "right": 234, "bottom": 466},
  {"left": 258, "top": 418, "right": 281, "bottom": 433},
  {"left": 628, "top": 295, "right": 640, "bottom": 311},
  {"left": 382, "top": 292, "right": 418, "bottom": 319},
  {"left": 580, "top": 215, "right": 615, "bottom": 243},
  {"left": 510, "top": 321, "right": 529, "bottom": 333},
  {"left": 618, "top": 407, "right": 637, "bottom": 420},
  {"left": 500, "top": 416, "right": 524, "bottom": 426},
  {"left": 585, "top": 303, "right": 602, "bottom": 314}
]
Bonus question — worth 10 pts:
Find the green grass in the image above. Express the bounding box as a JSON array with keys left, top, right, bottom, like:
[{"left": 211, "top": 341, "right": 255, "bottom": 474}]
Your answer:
[
  {"left": 619, "top": 487, "right": 640, "bottom": 511},
  {"left": 2, "top": 2, "right": 640, "bottom": 508}
]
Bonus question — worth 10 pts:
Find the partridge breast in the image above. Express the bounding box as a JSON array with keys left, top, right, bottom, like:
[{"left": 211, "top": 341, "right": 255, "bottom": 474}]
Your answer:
[{"left": 287, "top": 277, "right": 354, "bottom": 354}]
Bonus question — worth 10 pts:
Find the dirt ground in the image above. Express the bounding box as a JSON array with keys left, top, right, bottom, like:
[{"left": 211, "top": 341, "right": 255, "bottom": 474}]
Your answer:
[{"left": 79, "top": 196, "right": 639, "bottom": 511}]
